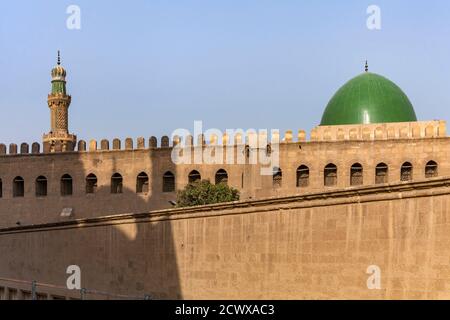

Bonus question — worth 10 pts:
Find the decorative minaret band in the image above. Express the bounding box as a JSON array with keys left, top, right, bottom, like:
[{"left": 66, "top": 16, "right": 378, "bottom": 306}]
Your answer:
[{"left": 43, "top": 51, "right": 77, "bottom": 152}]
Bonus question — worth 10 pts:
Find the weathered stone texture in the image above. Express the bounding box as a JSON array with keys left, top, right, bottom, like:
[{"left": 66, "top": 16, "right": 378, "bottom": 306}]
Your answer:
[{"left": 1, "top": 179, "right": 450, "bottom": 300}]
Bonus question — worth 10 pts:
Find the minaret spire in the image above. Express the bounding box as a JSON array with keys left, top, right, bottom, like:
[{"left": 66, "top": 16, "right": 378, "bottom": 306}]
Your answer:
[
  {"left": 365, "top": 60, "right": 369, "bottom": 72},
  {"left": 43, "top": 52, "right": 77, "bottom": 152}
]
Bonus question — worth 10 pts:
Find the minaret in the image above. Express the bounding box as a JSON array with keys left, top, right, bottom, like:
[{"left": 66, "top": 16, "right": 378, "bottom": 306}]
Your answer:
[{"left": 43, "top": 51, "right": 77, "bottom": 152}]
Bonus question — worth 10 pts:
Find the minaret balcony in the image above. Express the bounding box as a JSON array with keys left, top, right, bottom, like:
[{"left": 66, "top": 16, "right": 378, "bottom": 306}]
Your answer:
[{"left": 43, "top": 132, "right": 77, "bottom": 142}]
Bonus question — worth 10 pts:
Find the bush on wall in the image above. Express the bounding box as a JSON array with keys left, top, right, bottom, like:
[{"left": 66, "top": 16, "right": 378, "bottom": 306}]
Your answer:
[{"left": 176, "top": 180, "right": 240, "bottom": 207}]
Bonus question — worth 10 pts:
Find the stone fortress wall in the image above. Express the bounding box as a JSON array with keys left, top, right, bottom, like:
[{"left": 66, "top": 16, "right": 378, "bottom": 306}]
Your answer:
[
  {"left": 0, "top": 120, "right": 447, "bottom": 228},
  {"left": 1, "top": 177, "right": 450, "bottom": 300}
]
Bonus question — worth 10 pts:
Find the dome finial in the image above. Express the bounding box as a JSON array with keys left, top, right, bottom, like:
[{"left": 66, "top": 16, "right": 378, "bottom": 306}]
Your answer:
[
  {"left": 365, "top": 60, "right": 368, "bottom": 72},
  {"left": 57, "top": 50, "right": 61, "bottom": 65}
]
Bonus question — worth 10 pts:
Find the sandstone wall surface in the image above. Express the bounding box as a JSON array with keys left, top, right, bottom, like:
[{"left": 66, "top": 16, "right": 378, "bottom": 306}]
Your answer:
[{"left": 1, "top": 178, "right": 450, "bottom": 299}]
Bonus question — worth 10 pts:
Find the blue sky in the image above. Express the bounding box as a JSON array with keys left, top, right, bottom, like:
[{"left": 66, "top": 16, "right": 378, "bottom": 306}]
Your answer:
[{"left": 0, "top": 0, "right": 449, "bottom": 144}]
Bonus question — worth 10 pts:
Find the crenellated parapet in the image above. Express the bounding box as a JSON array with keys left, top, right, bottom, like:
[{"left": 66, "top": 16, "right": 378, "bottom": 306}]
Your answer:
[
  {"left": 311, "top": 120, "right": 446, "bottom": 142},
  {"left": 0, "top": 120, "right": 447, "bottom": 157},
  {"left": 0, "top": 142, "right": 40, "bottom": 156},
  {"left": 74, "top": 136, "right": 173, "bottom": 152}
]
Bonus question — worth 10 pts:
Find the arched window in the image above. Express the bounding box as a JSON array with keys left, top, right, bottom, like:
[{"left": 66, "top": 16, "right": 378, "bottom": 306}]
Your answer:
[
  {"left": 0, "top": 179, "right": 2, "bottom": 198},
  {"left": 136, "top": 172, "right": 149, "bottom": 193},
  {"left": 244, "top": 145, "right": 250, "bottom": 158},
  {"left": 86, "top": 173, "right": 98, "bottom": 194},
  {"left": 375, "top": 163, "right": 388, "bottom": 184},
  {"left": 296, "top": 165, "right": 309, "bottom": 187},
  {"left": 273, "top": 167, "right": 282, "bottom": 188},
  {"left": 163, "top": 171, "right": 175, "bottom": 192},
  {"left": 401, "top": 162, "right": 413, "bottom": 181},
  {"left": 111, "top": 173, "right": 123, "bottom": 194},
  {"left": 425, "top": 161, "right": 438, "bottom": 178},
  {"left": 35, "top": 176, "right": 47, "bottom": 197},
  {"left": 13, "top": 176, "right": 24, "bottom": 197},
  {"left": 61, "top": 174, "right": 73, "bottom": 196},
  {"left": 188, "top": 170, "right": 201, "bottom": 183},
  {"left": 350, "top": 163, "right": 363, "bottom": 186},
  {"left": 215, "top": 169, "right": 228, "bottom": 185},
  {"left": 324, "top": 163, "right": 337, "bottom": 186},
  {"left": 266, "top": 144, "right": 272, "bottom": 157}
]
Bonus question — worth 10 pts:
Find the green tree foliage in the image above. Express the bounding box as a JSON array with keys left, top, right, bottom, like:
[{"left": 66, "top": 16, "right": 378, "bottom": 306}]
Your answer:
[{"left": 176, "top": 180, "right": 240, "bottom": 207}]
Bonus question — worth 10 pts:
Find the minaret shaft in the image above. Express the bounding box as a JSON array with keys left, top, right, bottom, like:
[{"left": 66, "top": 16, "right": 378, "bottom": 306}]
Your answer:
[{"left": 48, "top": 94, "right": 70, "bottom": 133}]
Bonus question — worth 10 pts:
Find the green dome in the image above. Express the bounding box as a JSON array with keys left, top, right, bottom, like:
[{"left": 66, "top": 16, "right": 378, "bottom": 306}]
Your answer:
[{"left": 320, "top": 72, "right": 417, "bottom": 126}]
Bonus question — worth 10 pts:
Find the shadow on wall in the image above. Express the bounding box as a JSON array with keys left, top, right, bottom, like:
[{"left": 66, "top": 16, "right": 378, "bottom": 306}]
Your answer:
[{"left": 0, "top": 148, "right": 182, "bottom": 300}]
